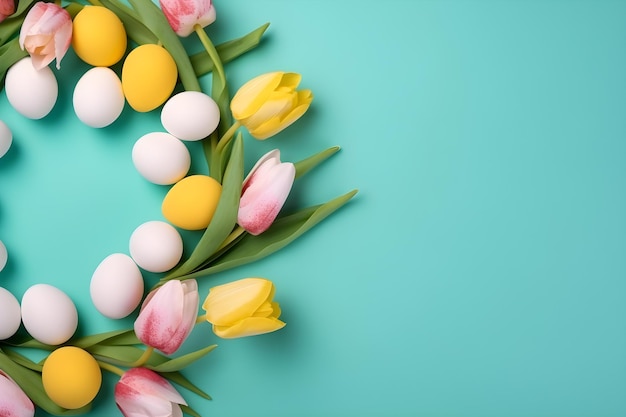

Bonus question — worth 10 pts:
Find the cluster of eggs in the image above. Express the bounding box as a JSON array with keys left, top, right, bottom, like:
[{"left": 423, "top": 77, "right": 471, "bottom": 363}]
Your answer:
[{"left": 0, "top": 4, "right": 230, "bottom": 411}]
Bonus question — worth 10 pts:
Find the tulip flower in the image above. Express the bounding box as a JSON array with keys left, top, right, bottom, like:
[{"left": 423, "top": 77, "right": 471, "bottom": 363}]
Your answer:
[
  {"left": 0, "top": 371, "right": 35, "bottom": 417},
  {"left": 0, "top": 0, "right": 15, "bottom": 23},
  {"left": 115, "top": 368, "right": 186, "bottom": 417},
  {"left": 134, "top": 279, "right": 199, "bottom": 355},
  {"left": 159, "top": 0, "right": 216, "bottom": 37},
  {"left": 238, "top": 149, "right": 295, "bottom": 236},
  {"left": 230, "top": 72, "right": 313, "bottom": 140},
  {"left": 202, "top": 278, "right": 285, "bottom": 339},
  {"left": 19, "top": 2, "right": 72, "bottom": 70}
]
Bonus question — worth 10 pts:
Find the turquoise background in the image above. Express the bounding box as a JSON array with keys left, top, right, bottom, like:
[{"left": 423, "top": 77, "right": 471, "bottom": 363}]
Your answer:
[{"left": 1, "top": 0, "right": 625, "bottom": 415}]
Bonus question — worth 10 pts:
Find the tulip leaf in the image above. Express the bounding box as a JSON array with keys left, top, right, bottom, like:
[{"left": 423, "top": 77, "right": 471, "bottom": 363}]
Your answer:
[
  {"left": 0, "top": 349, "right": 91, "bottom": 415},
  {"left": 73, "top": 328, "right": 137, "bottom": 349},
  {"left": 149, "top": 344, "right": 217, "bottom": 373},
  {"left": 181, "top": 404, "right": 203, "bottom": 417},
  {"left": 164, "top": 136, "right": 243, "bottom": 282},
  {"left": 101, "top": 331, "right": 142, "bottom": 346},
  {"left": 190, "top": 23, "right": 270, "bottom": 77},
  {"left": 178, "top": 189, "right": 358, "bottom": 280},
  {"left": 160, "top": 371, "right": 212, "bottom": 400},
  {"left": 87, "top": 345, "right": 169, "bottom": 368},
  {"left": 0, "top": 38, "right": 27, "bottom": 86},
  {"left": 98, "top": 0, "right": 159, "bottom": 45},
  {"left": 294, "top": 146, "right": 341, "bottom": 179},
  {"left": 3, "top": 348, "right": 43, "bottom": 372},
  {"left": 127, "top": 0, "right": 201, "bottom": 92},
  {"left": 0, "top": 15, "right": 23, "bottom": 45},
  {"left": 13, "top": 0, "right": 38, "bottom": 16}
]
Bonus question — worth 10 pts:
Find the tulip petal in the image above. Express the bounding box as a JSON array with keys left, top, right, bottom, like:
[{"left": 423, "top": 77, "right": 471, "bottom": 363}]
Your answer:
[
  {"left": 276, "top": 72, "right": 302, "bottom": 91},
  {"left": 19, "top": 3, "right": 71, "bottom": 70},
  {"left": 0, "top": 0, "right": 14, "bottom": 16},
  {"left": 242, "top": 149, "right": 281, "bottom": 187},
  {"left": 203, "top": 278, "right": 273, "bottom": 326},
  {"left": 250, "top": 98, "right": 312, "bottom": 140},
  {"left": 231, "top": 72, "right": 284, "bottom": 120},
  {"left": 240, "top": 93, "right": 294, "bottom": 132},
  {"left": 213, "top": 316, "right": 286, "bottom": 339},
  {"left": 0, "top": 371, "right": 34, "bottom": 417},
  {"left": 115, "top": 368, "right": 186, "bottom": 416}
]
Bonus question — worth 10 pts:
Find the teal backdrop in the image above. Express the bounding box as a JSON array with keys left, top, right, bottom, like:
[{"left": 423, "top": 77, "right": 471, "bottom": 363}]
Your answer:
[{"left": 1, "top": 0, "right": 625, "bottom": 416}]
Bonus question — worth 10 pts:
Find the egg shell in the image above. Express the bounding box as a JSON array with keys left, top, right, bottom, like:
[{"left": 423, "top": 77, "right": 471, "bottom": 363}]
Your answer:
[
  {"left": 121, "top": 44, "right": 178, "bottom": 112},
  {"left": 5, "top": 57, "right": 58, "bottom": 119},
  {"left": 90, "top": 253, "right": 144, "bottom": 319},
  {"left": 72, "top": 5, "right": 127, "bottom": 66},
  {"left": 21, "top": 284, "right": 78, "bottom": 345},
  {"left": 129, "top": 221, "right": 183, "bottom": 273},
  {"left": 73, "top": 67, "right": 125, "bottom": 128},
  {"left": 0, "top": 120, "right": 12, "bottom": 158},
  {"left": 162, "top": 175, "right": 222, "bottom": 230},
  {"left": 0, "top": 287, "right": 21, "bottom": 340},
  {"left": 161, "top": 91, "right": 220, "bottom": 141},
  {"left": 132, "top": 132, "right": 191, "bottom": 185},
  {"left": 0, "top": 239, "right": 7, "bottom": 272}
]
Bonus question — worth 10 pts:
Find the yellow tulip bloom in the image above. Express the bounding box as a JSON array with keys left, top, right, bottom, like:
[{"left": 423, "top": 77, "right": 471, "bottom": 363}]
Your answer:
[
  {"left": 230, "top": 72, "right": 313, "bottom": 140},
  {"left": 202, "top": 278, "right": 286, "bottom": 339}
]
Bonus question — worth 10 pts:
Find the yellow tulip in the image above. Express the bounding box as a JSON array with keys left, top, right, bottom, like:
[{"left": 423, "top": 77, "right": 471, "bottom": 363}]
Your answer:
[
  {"left": 230, "top": 72, "right": 313, "bottom": 140},
  {"left": 202, "top": 278, "right": 285, "bottom": 339}
]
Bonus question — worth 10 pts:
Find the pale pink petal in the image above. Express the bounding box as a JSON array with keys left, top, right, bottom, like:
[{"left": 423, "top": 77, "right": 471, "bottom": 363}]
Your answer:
[
  {"left": 0, "top": 0, "right": 14, "bottom": 17},
  {"left": 0, "top": 371, "right": 35, "bottom": 417},
  {"left": 18, "top": 3, "right": 71, "bottom": 70},
  {"left": 159, "top": 0, "right": 215, "bottom": 37},
  {"left": 115, "top": 368, "right": 186, "bottom": 417}
]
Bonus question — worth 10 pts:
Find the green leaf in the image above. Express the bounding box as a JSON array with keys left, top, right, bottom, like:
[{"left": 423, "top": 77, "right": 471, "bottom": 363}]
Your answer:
[
  {"left": 148, "top": 344, "right": 217, "bottom": 373},
  {"left": 3, "top": 348, "right": 43, "bottom": 372},
  {"left": 164, "top": 136, "right": 244, "bottom": 281},
  {"left": 73, "top": 328, "right": 136, "bottom": 349},
  {"left": 0, "top": 350, "right": 91, "bottom": 415},
  {"left": 181, "top": 404, "right": 203, "bottom": 417},
  {"left": 0, "top": 38, "right": 28, "bottom": 86},
  {"left": 176, "top": 190, "right": 358, "bottom": 280},
  {"left": 13, "top": 0, "right": 38, "bottom": 16},
  {"left": 98, "top": 0, "right": 158, "bottom": 45},
  {"left": 127, "top": 0, "right": 201, "bottom": 91},
  {"left": 294, "top": 146, "right": 341, "bottom": 179},
  {"left": 190, "top": 23, "right": 270, "bottom": 77},
  {"left": 0, "top": 15, "right": 23, "bottom": 45},
  {"left": 87, "top": 345, "right": 169, "bottom": 367},
  {"left": 160, "top": 371, "right": 212, "bottom": 400}
]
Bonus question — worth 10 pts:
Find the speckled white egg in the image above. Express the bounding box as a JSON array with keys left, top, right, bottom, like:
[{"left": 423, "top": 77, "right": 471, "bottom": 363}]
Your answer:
[
  {"left": 73, "top": 67, "right": 125, "bottom": 128},
  {"left": 90, "top": 253, "right": 144, "bottom": 319},
  {"left": 132, "top": 132, "right": 190, "bottom": 185},
  {"left": 129, "top": 221, "right": 183, "bottom": 273},
  {"left": 0, "top": 287, "right": 21, "bottom": 340},
  {"left": 0, "top": 120, "right": 12, "bottom": 158},
  {"left": 161, "top": 91, "right": 220, "bottom": 141},
  {"left": 0, "top": 240, "right": 7, "bottom": 272},
  {"left": 21, "top": 284, "right": 78, "bottom": 345},
  {"left": 5, "top": 57, "right": 58, "bottom": 119}
]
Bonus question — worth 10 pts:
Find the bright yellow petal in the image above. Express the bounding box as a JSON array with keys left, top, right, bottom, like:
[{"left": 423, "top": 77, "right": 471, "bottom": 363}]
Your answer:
[
  {"left": 212, "top": 317, "right": 286, "bottom": 339},
  {"left": 231, "top": 72, "right": 283, "bottom": 120},
  {"left": 276, "top": 72, "right": 301, "bottom": 91},
  {"left": 248, "top": 117, "right": 283, "bottom": 140},
  {"left": 203, "top": 278, "right": 273, "bottom": 326},
  {"left": 240, "top": 93, "right": 294, "bottom": 131},
  {"left": 270, "top": 301, "right": 281, "bottom": 319}
]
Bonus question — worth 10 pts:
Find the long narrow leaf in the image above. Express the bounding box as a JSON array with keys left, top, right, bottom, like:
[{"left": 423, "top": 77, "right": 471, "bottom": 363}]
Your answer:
[
  {"left": 181, "top": 404, "right": 203, "bottom": 417},
  {"left": 98, "top": 0, "right": 158, "bottom": 45},
  {"left": 0, "top": 39, "right": 27, "bottom": 85},
  {"left": 294, "top": 146, "right": 340, "bottom": 179},
  {"left": 176, "top": 190, "right": 358, "bottom": 280},
  {"left": 164, "top": 136, "right": 243, "bottom": 281},
  {"left": 149, "top": 344, "right": 217, "bottom": 373},
  {"left": 160, "top": 371, "right": 212, "bottom": 400},
  {"left": 3, "top": 349, "right": 43, "bottom": 372},
  {"left": 73, "top": 328, "right": 135, "bottom": 349}
]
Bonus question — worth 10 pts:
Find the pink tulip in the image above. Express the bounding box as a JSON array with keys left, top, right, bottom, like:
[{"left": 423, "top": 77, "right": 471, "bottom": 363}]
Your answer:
[
  {"left": 0, "top": 0, "right": 15, "bottom": 23},
  {"left": 0, "top": 370, "right": 35, "bottom": 417},
  {"left": 134, "top": 279, "right": 199, "bottom": 355},
  {"left": 159, "top": 0, "right": 216, "bottom": 37},
  {"left": 115, "top": 368, "right": 186, "bottom": 417},
  {"left": 238, "top": 150, "right": 295, "bottom": 236},
  {"left": 19, "top": 2, "right": 72, "bottom": 70}
]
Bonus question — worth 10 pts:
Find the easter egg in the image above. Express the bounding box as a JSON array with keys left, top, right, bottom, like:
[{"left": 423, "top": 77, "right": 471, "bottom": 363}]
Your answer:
[
  {"left": 129, "top": 221, "right": 183, "bottom": 273},
  {"left": 72, "top": 5, "right": 127, "bottom": 66},
  {"left": 161, "top": 91, "right": 220, "bottom": 141},
  {"left": 5, "top": 57, "right": 58, "bottom": 119},
  {"left": 0, "top": 287, "right": 21, "bottom": 340},
  {"left": 162, "top": 175, "right": 222, "bottom": 230},
  {"left": 0, "top": 120, "right": 12, "bottom": 158},
  {"left": 42, "top": 346, "right": 102, "bottom": 409},
  {"left": 21, "top": 284, "right": 78, "bottom": 345},
  {"left": 90, "top": 253, "right": 144, "bottom": 319},
  {"left": 132, "top": 132, "right": 191, "bottom": 185},
  {"left": 73, "top": 67, "right": 125, "bottom": 128},
  {"left": 121, "top": 44, "right": 178, "bottom": 112}
]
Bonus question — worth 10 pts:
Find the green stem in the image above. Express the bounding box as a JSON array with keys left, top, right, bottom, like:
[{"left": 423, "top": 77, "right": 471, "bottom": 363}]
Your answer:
[
  {"left": 127, "top": 346, "right": 154, "bottom": 368},
  {"left": 196, "top": 314, "right": 207, "bottom": 324},
  {"left": 215, "top": 121, "right": 241, "bottom": 154},
  {"left": 216, "top": 225, "right": 245, "bottom": 252},
  {"left": 194, "top": 24, "right": 227, "bottom": 94},
  {"left": 97, "top": 361, "right": 125, "bottom": 377}
]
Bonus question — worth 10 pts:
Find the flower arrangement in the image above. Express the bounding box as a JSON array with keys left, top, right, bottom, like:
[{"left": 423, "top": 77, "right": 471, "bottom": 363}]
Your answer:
[{"left": 0, "top": 0, "right": 357, "bottom": 415}]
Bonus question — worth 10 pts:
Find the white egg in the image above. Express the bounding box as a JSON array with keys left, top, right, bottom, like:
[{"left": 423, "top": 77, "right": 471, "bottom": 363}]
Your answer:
[
  {"left": 132, "top": 132, "right": 191, "bottom": 185},
  {"left": 21, "top": 284, "right": 78, "bottom": 345},
  {"left": 0, "top": 240, "right": 7, "bottom": 272},
  {"left": 0, "top": 287, "right": 21, "bottom": 340},
  {"left": 0, "top": 120, "right": 12, "bottom": 158},
  {"left": 129, "top": 221, "right": 183, "bottom": 273},
  {"left": 161, "top": 91, "right": 220, "bottom": 141},
  {"left": 73, "top": 67, "right": 125, "bottom": 128},
  {"left": 90, "top": 253, "right": 144, "bottom": 319},
  {"left": 5, "top": 57, "right": 58, "bottom": 119}
]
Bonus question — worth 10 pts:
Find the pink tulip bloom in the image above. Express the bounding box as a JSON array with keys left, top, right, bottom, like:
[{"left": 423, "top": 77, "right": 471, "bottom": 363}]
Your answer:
[
  {"left": 115, "top": 368, "right": 186, "bottom": 417},
  {"left": 238, "top": 150, "right": 295, "bottom": 236},
  {"left": 19, "top": 2, "right": 72, "bottom": 70},
  {"left": 0, "top": 0, "right": 15, "bottom": 23},
  {"left": 159, "top": 0, "right": 216, "bottom": 37},
  {"left": 0, "top": 371, "right": 35, "bottom": 417},
  {"left": 134, "top": 279, "right": 199, "bottom": 355}
]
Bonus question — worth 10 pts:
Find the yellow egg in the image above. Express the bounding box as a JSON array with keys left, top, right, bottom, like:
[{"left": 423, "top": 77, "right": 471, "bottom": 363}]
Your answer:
[
  {"left": 162, "top": 175, "right": 222, "bottom": 230},
  {"left": 72, "top": 6, "right": 127, "bottom": 66},
  {"left": 42, "top": 346, "right": 102, "bottom": 409},
  {"left": 122, "top": 44, "right": 178, "bottom": 112}
]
